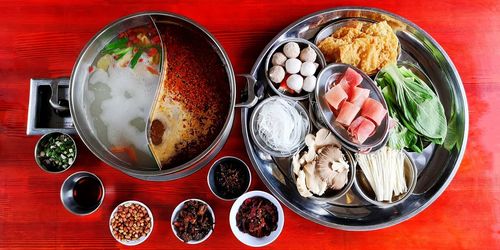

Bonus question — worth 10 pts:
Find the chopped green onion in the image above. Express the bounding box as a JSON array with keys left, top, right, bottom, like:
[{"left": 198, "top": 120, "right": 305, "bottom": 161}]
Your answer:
[{"left": 130, "top": 48, "right": 143, "bottom": 69}]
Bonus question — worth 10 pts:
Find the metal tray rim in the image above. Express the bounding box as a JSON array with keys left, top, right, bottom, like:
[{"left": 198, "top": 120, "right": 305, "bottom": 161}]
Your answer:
[{"left": 241, "top": 6, "right": 469, "bottom": 230}]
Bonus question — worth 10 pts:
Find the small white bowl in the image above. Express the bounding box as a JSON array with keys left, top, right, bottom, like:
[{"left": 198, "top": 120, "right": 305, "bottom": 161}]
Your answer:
[
  {"left": 229, "top": 191, "right": 284, "bottom": 247},
  {"left": 109, "top": 200, "right": 154, "bottom": 246},
  {"left": 171, "top": 199, "right": 215, "bottom": 244}
]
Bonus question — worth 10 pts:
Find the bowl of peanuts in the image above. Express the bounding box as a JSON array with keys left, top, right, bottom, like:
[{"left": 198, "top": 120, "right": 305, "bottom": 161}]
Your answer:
[{"left": 109, "top": 200, "right": 154, "bottom": 246}]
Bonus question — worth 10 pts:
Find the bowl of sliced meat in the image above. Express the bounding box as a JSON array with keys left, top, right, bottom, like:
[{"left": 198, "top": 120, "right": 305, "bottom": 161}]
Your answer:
[{"left": 312, "top": 63, "right": 390, "bottom": 153}]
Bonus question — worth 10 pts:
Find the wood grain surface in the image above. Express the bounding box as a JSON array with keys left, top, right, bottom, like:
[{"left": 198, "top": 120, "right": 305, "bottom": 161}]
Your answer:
[{"left": 1, "top": 0, "right": 499, "bottom": 249}]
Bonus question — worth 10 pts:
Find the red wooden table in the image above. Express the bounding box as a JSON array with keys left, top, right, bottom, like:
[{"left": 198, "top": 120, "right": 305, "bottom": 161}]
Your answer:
[{"left": 1, "top": 0, "right": 499, "bottom": 249}]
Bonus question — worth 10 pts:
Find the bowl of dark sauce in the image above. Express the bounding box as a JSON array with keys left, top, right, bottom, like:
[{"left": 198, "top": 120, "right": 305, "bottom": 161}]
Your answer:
[{"left": 60, "top": 171, "right": 104, "bottom": 215}]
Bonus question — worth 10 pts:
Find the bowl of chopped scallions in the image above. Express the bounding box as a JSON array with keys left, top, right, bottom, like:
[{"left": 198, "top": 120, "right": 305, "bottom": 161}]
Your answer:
[{"left": 35, "top": 132, "right": 77, "bottom": 173}]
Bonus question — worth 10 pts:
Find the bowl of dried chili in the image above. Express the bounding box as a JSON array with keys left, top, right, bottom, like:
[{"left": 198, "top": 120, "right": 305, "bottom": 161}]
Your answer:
[
  {"left": 229, "top": 190, "right": 284, "bottom": 247},
  {"left": 207, "top": 156, "right": 252, "bottom": 200}
]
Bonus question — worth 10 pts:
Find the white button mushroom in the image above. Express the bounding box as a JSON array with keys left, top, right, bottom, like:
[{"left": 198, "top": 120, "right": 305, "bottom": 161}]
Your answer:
[
  {"left": 268, "top": 65, "right": 285, "bottom": 83},
  {"left": 300, "top": 61, "right": 317, "bottom": 76},
  {"left": 286, "top": 74, "right": 303, "bottom": 93},
  {"left": 283, "top": 42, "right": 300, "bottom": 58},
  {"left": 299, "top": 46, "right": 317, "bottom": 62},
  {"left": 303, "top": 75, "right": 316, "bottom": 92},
  {"left": 271, "top": 52, "right": 287, "bottom": 66},
  {"left": 285, "top": 58, "right": 302, "bottom": 74}
]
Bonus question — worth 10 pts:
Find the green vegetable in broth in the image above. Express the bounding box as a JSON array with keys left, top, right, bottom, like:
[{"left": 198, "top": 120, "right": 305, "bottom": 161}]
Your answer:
[
  {"left": 102, "top": 37, "right": 128, "bottom": 54},
  {"left": 376, "top": 64, "right": 447, "bottom": 152},
  {"left": 130, "top": 48, "right": 143, "bottom": 69}
]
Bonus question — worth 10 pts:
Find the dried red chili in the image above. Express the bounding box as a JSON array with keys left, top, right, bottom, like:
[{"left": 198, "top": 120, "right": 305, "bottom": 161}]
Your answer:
[{"left": 155, "top": 24, "right": 230, "bottom": 168}]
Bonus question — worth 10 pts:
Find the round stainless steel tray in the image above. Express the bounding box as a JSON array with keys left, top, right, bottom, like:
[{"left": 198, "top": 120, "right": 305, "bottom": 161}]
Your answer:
[{"left": 241, "top": 7, "right": 468, "bottom": 230}]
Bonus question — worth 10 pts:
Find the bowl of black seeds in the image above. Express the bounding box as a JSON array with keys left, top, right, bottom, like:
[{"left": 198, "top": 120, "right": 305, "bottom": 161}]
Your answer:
[{"left": 207, "top": 156, "right": 251, "bottom": 200}]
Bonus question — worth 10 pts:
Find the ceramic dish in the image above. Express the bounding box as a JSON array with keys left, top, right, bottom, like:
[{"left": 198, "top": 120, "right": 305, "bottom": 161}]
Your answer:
[
  {"left": 229, "top": 191, "right": 284, "bottom": 247},
  {"left": 109, "top": 200, "right": 154, "bottom": 246},
  {"left": 170, "top": 199, "right": 215, "bottom": 244}
]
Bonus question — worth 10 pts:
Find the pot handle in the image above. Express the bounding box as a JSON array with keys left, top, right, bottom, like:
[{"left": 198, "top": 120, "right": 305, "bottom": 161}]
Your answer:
[
  {"left": 49, "top": 78, "right": 70, "bottom": 112},
  {"left": 235, "top": 74, "right": 260, "bottom": 109}
]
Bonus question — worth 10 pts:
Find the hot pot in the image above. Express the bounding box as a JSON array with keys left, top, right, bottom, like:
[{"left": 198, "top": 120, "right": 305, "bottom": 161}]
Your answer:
[{"left": 68, "top": 12, "right": 257, "bottom": 181}]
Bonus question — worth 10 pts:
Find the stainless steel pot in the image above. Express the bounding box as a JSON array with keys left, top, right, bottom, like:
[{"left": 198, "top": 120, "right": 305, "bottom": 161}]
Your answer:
[{"left": 65, "top": 12, "right": 257, "bottom": 181}]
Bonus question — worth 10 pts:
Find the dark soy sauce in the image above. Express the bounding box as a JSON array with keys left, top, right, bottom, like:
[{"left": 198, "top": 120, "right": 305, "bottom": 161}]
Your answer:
[{"left": 72, "top": 176, "right": 103, "bottom": 208}]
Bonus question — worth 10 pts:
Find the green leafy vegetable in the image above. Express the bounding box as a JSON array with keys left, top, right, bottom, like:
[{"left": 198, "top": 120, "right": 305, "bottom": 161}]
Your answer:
[
  {"left": 443, "top": 107, "right": 460, "bottom": 151},
  {"left": 113, "top": 47, "right": 133, "bottom": 60},
  {"left": 129, "top": 48, "right": 143, "bottom": 69},
  {"left": 102, "top": 37, "right": 128, "bottom": 53},
  {"left": 376, "top": 64, "right": 447, "bottom": 152}
]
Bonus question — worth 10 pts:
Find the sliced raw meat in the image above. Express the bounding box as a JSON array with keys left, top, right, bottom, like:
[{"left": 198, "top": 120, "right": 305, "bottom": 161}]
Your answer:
[
  {"left": 348, "top": 116, "right": 364, "bottom": 135},
  {"left": 349, "top": 87, "right": 370, "bottom": 106},
  {"left": 361, "top": 98, "right": 387, "bottom": 126},
  {"left": 348, "top": 116, "right": 376, "bottom": 144},
  {"left": 336, "top": 101, "right": 360, "bottom": 126},
  {"left": 324, "top": 84, "right": 348, "bottom": 110},
  {"left": 340, "top": 67, "right": 363, "bottom": 87},
  {"left": 338, "top": 78, "right": 352, "bottom": 96}
]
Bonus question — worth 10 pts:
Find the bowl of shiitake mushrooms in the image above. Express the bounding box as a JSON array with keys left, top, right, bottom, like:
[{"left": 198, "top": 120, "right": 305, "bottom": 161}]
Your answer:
[
  {"left": 291, "top": 128, "right": 355, "bottom": 201},
  {"left": 265, "top": 38, "right": 326, "bottom": 101}
]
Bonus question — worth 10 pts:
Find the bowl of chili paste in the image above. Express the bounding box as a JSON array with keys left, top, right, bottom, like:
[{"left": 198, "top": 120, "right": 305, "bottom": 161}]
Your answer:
[{"left": 229, "top": 191, "right": 284, "bottom": 247}]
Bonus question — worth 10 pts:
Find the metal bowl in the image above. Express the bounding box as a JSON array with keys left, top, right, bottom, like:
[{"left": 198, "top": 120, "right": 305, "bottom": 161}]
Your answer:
[
  {"left": 35, "top": 132, "right": 77, "bottom": 173},
  {"left": 207, "top": 156, "right": 252, "bottom": 201},
  {"left": 60, "top": 171, "right": 104, "bottom": 215},
  {"left": 291, "top": 147, "right": 356, "bottom": 201},
  {"left": 314, "top": 17, "right": 402, "bottom": 68},
  {"left": 249, "top": 96, "right": 311, "bottom": 157},
  {"left": 264, "top": 38, "right": 326, "bottom": 101},
  {"left": 314, "top": 63, "right": 390, "bottom": 153},
  {"left": 375, "top": 61, "right": 437, "bottom": 95},
  {"left": 314, "top": 17, "right": 375, "bottom": 45},
  {"left": 354, "top": 151, "right": 418, "bottom": 207}
]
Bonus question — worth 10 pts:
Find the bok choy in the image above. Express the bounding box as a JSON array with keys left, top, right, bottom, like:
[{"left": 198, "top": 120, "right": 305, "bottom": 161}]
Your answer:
[{"left": 376, "top": 64, "right": 447, "bottom": 152}]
